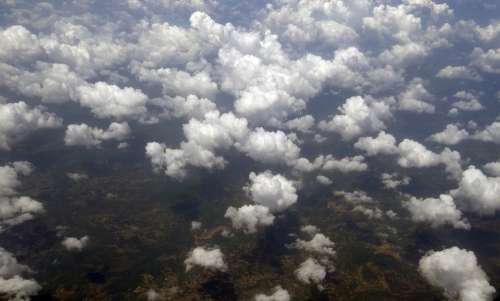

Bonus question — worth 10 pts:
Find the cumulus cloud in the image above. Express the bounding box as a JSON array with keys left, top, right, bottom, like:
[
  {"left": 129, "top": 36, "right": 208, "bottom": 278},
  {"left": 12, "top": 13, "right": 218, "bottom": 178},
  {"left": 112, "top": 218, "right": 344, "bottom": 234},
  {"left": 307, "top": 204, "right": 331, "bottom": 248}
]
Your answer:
[
  {"left": 0, "top": 162, "right": 44, "bottom": 231},
  {"left": 419, "top": 247, "right": 495, "bottom": 301},
  {"left": 244, "top": 171, "right": 298, "bottom": 213},
  {"left": 398, "top": 78, "right": 435, "bottom": 114},
  {"left": 61, "top": 236, "right": 89, "bottom": 252},
  {"left": 352, "top": 205, "right": 384, "bottom": 219},
  {"left": 0, "top": 247, "right": 41, "bottom": 301},
  {"left": 471, "top": 47, "right": 500, "bottom": 74},
  {"left": 285, "top": 115, "right": 315, "bottom": 133},
  {"left": 380, "top": 172, "right": 410, "bottom": 189},
  {"left": 436, "top": 65, "right": 482, "bottom": 81},
  {"left": 0, "top": 101, "right": 62, "bottom": 151},
  {"left": 224, "top": 205, "right": 275, "bottom": 233},
  {"left": 66, "top": 172, "right": 88, "bottom": 182},
  {"left": 472, "top": 122, "right": 500, "bottom": 144},
  {"left": 483, "top": 161, "right": 500, "bottom": 177},
  {"left": 291, "top": 233, "right": 336, "bottom": 257},
  {"left": 354, "top": 131, "right": 399, "bottom": 156},
  {"left": 77, "top": 82, "right": 148, "bottom": 121},
  {"left": 254, "top": 286, "right": 290, "bottom": 301},
  {"left": 295, "top": 258, "right": 326, "bottom": 285},
  {"left": 319, "top": 96, "right": 392, "bottom": 140},
  {"left": 64, "top": 122, "right": 130, "bottom": 148},
  {"left": 429, "top": 124, "right": 470, "bottom": 145},
  {"left": 451, "top": 166, "right": 500, "bottom": 216},
  {"left": 184, "top": 246, "right": 227, "bottom": 272},
  {"left": 404, "top": 194, "right": 470, "bottom": 230},
  {"left": 322, "top": 155, "right": 368, "bottom": 173},
  {"left": 452, "top": 91, "right": 484, "bottom": 112},
  {"left": 334, "top": 190, "right": 374, "bottom": 204},
  {"left": 316, "top": 175, "right": 333, "bottom": 186}
]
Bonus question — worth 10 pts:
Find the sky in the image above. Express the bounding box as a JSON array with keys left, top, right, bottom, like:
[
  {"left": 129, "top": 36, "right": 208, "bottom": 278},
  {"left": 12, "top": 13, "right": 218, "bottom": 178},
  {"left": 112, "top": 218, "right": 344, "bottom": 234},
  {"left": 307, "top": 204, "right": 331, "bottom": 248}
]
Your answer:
[{"left": 0, "top": 0, "right": 499, "bottom": 300}]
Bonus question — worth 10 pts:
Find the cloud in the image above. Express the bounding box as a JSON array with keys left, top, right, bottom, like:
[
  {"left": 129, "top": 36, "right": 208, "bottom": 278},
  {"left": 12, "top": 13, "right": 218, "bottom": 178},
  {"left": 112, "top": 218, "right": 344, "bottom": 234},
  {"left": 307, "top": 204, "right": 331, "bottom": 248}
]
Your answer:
[
  {"left": 352, "top": 205, "right": 384, "bottom": 219},
  {"left": 295, "top": 258, "right": 326, "bottom": 285},
  {"left": 64, "top": 122, "right": 131, "bottom": 148},
  {"left": 319, "top": 96, "right": 392, "bottom": 140},
  {"left": 0, "top": 247, "right": 41, "bottom": 300},
  {"left": 316, "top": 175, "right": 333, "bottom": 186},
  {"left": 483, "top": 161, "right": 500, "bottom": 177},
  {"left": 0, "top": 162, "right": 44, "bottom": 231},
  {"left": 291, "top": 233, "right": 336, "bottom": 257},
  {"left": 224, "top": 205, "right": 275, "bottom": 233},
  {"left": 66, "top": 172, "right": 88, "bottom": 182},
  {"left": 334, "top": 190, "right": 374, "bottom": 204},
  {"left": 152, "top": 95, "right": 216, "bottom": 120},
  {"left": 429, "top": 124, "right": 469, "bottom": 145},
  {"left": 436, "top": 65, "right": 482, "bottom": 81},
  {"left": 472, "top": 122, "right": 500, "bottom": 144},
  {"left": 61, "top": 236, "right": 90, "bottom": 252},
  {"left": 0, "top": 101, "right": 62, "bottom": 151},
  {"left": 184, "top": 246, "right": 227, "bottom": 272},
  {"left": 452, "top": 91, "right": 484, "bottom": 112},
  {"left": 244, "top": 171, "right": 298, "bottom": 213},
  {"left": 398, "top": 78, "right": 435, "bottom": 114},
  {"left": 354, "top": 131, "right": 399, "bottom": 156},
  {"left": 285, "top": 115, "right": 315, "bottom": 133},
  {"left": 77, "top": 82, "right": 148, "bottom": 120},
  {"left": 419, "top": 247, "right": 495, "bottom": 301},
  {"left": 451, "top": 166, "right": 500, "bottom": 216},
  {"left": 254, "top": 286, "right": 290, "bottom": 301},
  {"left": 470, "top": 47, "right": 500, "bottom": 74},
  {"left": 322, "top": 155, "right": 368, "bottom": 173},
  {"left": 380, "top": 172, "right": 410, "bottom": 189},
  {"left": 404, "top": 194, "right": 470, "bottom": 230}
]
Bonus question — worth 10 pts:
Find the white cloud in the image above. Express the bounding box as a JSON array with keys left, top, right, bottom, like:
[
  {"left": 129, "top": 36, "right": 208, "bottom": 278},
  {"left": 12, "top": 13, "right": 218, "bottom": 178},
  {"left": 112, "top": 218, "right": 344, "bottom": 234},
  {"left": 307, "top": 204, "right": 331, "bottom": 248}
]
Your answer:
[
  {"left": 483, "top": 161, "right": 500, "bottom": 177},
  {"left": 77, "top": 82, "right": 148, "bottom": 120},
  {"left": 0, "top": 26, "right": 42, "bottom": 63},
  {"left": 322, "top": 155, "right": 368, "bottom": 173},
  {"left": 381, "top": 172, "right": 410, "bottom": 189},
  {"left": 0, "top": 101, "right": 62, "bottom": 151},
  {"left": 404, "top": 194, "right": 470, "bottom": 230},
  {"left": 316, "top": 175, "right": 333, "bottom": 186},
  {"left": 352, "top": 205, "right": 383, "bottom": 219},
  {"left": 472, "top": 122, "right": 500, "bottom": 144},
  {"left": 245, "top": 171, "right": 297, "bottom": 213},
  {"left": 224, "top": 205, "right": 275, "bottom": 233},
  {"left": 255, "top": 286, "right": 290, "bottom": 301},
  {"left": 66, "top": 173, "right": 88, "bottom": 182},
  {"left": 61, "top": 236, "right": 89, "bottom": 252},
  {"left": 285, "top": 115, "right": 315, "bottom": 133},
  {"left": 237, "top": 128, "right": 300, "bottom": 165},
  {"left": 154, "top": 95, "right": 216, "bottom": 120},
  {"left": 0, "top": 162, "right": 44, "bottom": 231},
  {"left": 292, "top": 233, "right": 336, "bottom": 257},
  {"left": 64, "top": 122, "right": 130, "bottom": 148},
  {"left": 436, "top": 65, "right": 481, "bottom": 81},
  {"left": 397, "top": 138, "right": 441, "bottom": 167},
  {"left": 334, "top": 190, "right": 374, "bottom": 204},
  {"left": 452, "top": 91, "right": 484, "bottom": 112},
  {"left": 184, "top": 246, "right": 227, "bottom": 272},
  {"left": 429, "top": 124, "right": 469, "bottom": 145},
  {"left": 419, "top": 247, "right": 495, "bottom": 301},
  {"left": 451, "top": 166, "right": 500, "bottom": 216},
  {"left": 398, "top": 78, "right": 435, "bottom": 114},
  {"left": 295, "top": 258, "right": 326, "bottom": 285},
  {"left": 354, "top": 131, "right": 399, "bottom": 156},
  {"left": 319, "top": 96, "right": 392, "bottom": 140},
  {"left": 0, "top": 246, "right": 41, "bottom": 300},
  {"left": 471, "top": 47, "right": 500, "bottom": 74}
]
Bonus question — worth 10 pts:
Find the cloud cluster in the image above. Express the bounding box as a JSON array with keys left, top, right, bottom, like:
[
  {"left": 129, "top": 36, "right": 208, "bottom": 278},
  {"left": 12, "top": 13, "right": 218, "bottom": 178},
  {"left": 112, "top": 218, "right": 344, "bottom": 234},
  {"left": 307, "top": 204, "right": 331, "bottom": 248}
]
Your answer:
[
  {"left": 64, "top": 122, "right": 130, "bottom": 148},
  {"left": 419, "top": 247, "right": 495, "bottom": 301},
  {"left": 184, "top": 246, "right": 227, "bottom": 272},
  {"left": 295, "top": 258, "right": 326, "bottom": 285},
  {"left": 0, "top": 247, "right": 41, "bottom": 301}
]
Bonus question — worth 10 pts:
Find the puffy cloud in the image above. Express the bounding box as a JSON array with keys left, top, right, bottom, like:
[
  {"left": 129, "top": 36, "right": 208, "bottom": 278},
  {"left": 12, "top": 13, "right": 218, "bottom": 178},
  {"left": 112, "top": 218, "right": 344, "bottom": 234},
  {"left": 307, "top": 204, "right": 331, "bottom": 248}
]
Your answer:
[
  {"left": 436, "top": 65, "right": 481, "bottom": 81},
  {"left": 397, "top": 139, "right": 444, "bottom": 167},
  {"left": 295, "top": 258, "right": 326, "bottom": 285},
  {"left": 0, "top": 162, "right": 44, "bottom": 231},
  {"left": 0, "top": 247, "right": 41, "bottom": 301},
  {"left": 0, "top": 25, "right": 42, "bottom": 63},
  {"left": 354, "top": 131, "right": 399, "bottom": 156},
  {"left": 254, "top": 286, "right": 290, "bottom": 301},
  {"left": 419, "top": 247, "right": 495, "bottom": 301},
  {"left": 224, "top": 205, "right": 275, "bottom": 233},
  {"left": 316, "top": 175, "right": 333, "bottom": 185},
  {"left": 452, "top": 91, "right": 484, "bottom": 112},
  {"left": 184, "top": 246, "right": 227, "bottom": 272},
  {"left": 237, "top": 128, "right": 300, "bottom": 165},
  {"left": 404, "top": 194, "right": 470, "bottom": 230},
  {"left": 285, "top": 115, "right": 315, "bottom": 133},
  {"left": 153, "top": 95, "right": 216, "bottom": 120},
  {"left": 472, "top": 122, "right": 500, "bottom": 144},
  {"left": 291, "top": 233, "right": 336, "bottom": 257},
  {"left": 334, "top": 190, "right": 374, "bottom": 204},
  {"left": 471, "top": 47, "right": 500, "bottom": 74},
  {"left": 244, "top": 171, "right": 297, "bottom": 213},
  {"left": 352, "top": 205, "right": 384, "bottom": 219},
  {"left": 61, "top": 236, "right": 89, "bottom": 252},
  {"left": 483, "top": 161, "right": 500, "bottom": 177},
  {"left": 319, "top": 96, "right": 392, "bottom": 140},
  {"left": 429, "top": 124, "right": 469, "bottom": 145},
  {"left": 451, "top": 166, "right": 500, "bottom": 216},
  {"left": 0, "top": 101, "right": 62, "bottom": 151},
  {"left": 64, "top": 122, "right": 131, "bottom": 148},
  {"left": 381, "top": 172, "right": 410, "bottom": 189},
  {"left": 77, "top": 82, "right": 148, "bottom": 120},
  {"left": 322, "top": 155, "right": 368, "bottom": 173},
  {"left": 398, "top": 78, "right": 435, "bottom": 114}
]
